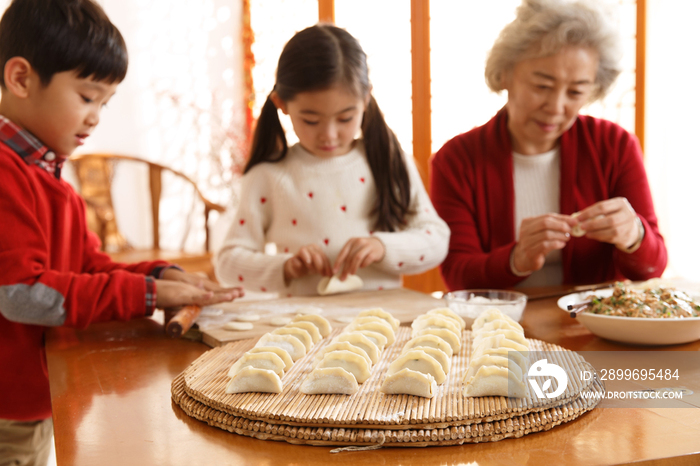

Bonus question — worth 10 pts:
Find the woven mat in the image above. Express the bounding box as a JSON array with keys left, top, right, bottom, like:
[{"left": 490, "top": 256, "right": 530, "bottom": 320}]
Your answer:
[{"left": 172, "top": 328, "right": 603, "bottom": 447}]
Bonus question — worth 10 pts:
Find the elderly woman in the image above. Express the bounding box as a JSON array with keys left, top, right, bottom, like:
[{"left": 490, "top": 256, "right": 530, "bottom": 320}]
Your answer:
[{"left": 430, "top": 0, "right": 667, "bottom": 290}]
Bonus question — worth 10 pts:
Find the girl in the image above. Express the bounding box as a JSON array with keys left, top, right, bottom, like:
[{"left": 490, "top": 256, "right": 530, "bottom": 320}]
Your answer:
[{"left": 216, "top": 25, "right": 449, "bottom": 296}]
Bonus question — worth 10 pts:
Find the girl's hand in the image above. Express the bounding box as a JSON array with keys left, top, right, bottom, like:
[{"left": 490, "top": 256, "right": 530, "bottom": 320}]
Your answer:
[
  {"left": 283, "top": 244, "right": 333, "bottom": 284},
  {"left": 154, "top": 278, "right": 243, "bottom": 309},
  {"left": 333, "top": 237, "right": 385, "bottom": 280},
  {"left": 511, "top": 214, "right": 574, "bottom": 275},
  {"left": 572, "top": 197, "right": 641, "bottom": 250}
]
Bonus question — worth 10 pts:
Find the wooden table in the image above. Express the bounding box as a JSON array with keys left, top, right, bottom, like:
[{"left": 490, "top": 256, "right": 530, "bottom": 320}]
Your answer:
[{"left": 45, "top": 288, "right": 700, "bottom": 465}]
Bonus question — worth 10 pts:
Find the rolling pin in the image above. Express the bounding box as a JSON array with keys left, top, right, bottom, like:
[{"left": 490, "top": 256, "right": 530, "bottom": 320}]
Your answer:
[{"left": 165, "top": 305, "right": 202, "bottom": 338}]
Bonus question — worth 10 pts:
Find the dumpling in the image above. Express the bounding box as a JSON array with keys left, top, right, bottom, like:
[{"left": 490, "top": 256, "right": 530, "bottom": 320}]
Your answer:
[
  {"left": 474, "top": 347, "right": 529, "bottom": 374},
  {"left": 409, "top": 346, "right": 451, "bottom": 374},
  {"left": 334, "top": 332, "right": 380, "bottom": 364},
  {"left": 387, "top": 349, "right": 447, "bottom": 384},
  {"left": 413, "top": 328, "right": 461, "bottom": 354},
  {"left": 350, "top": 320, "right": 395, "bottom": 345},
  {"left": 472, "top": 334, "right": 528, "bottom": 360},
  {"left": 411, "top": 315, "right": 461, "bottom": 339},
  {"left": 317, "top": 274, "right": 363, "bottom": 296},
  {"left": 426, "top": 307, "right": 466, "bottom": 330},
  {"left": 227, "top": 351, "right": 286, "bottom": 378},
  {"left": 271, "top": 327, "right": 313, "bottom": 351},
  {"left": 300, "top": 366, "right": 358, "bottom": 395},
  {"left": 402, "top": 334, "right": 454, "bottom": 358},
  {"left": 355, "top": 329, "right": 388, "bottom": 351},
  {"left": 316, "top": 350, "right": 372, "bottom": 383},
  {"left": 463, "top": 354, "right": 523, "bottom": 384},
  {"left": 292, "top": 314, "right": 332, "bottom": 337},
  {"left": 255, "top": 333, "right": 307, "bottom": 361},
  {"left": 462, "top": 365, "right": 526, "bottom": 398},
  {"left": 247, "top": 346, "right": 294, "bottom": 371},
  {"left": 472, "top": 329, "right": 528, "bottom": 349},
  {"left": 225, "top": 367, "right": 282, "bottom": 394},
  {"left": 356, "top": 308, "right": 401, "bottom": 331},
  {"left": 472, "top": 308, "right": 518, "bottom": 332},
  {"left": 285, "top": 321, "right": 322, "bottom": 344},
  {"left": 381, "top": 368, "right": 437, "bottom": 398},
  {"left": 314, "top": 341, "right": 372, "bottom": 367},
  {"left": 472, "top": 318, "right": 523, "bottom": 336}
]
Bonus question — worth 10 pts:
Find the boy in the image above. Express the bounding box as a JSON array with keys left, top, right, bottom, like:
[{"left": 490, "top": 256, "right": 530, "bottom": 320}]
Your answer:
[{"left": 0, "top": 1, "right": 243, "bottom": 464}]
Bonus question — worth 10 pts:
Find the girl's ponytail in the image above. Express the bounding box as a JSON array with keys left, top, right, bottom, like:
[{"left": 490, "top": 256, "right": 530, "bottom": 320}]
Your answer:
[
  {"left": 244, "top": 93, "right": 288, "bottom": 173},
  {"left": 362, "top": 95, "right": 413, "bottom": 232}
]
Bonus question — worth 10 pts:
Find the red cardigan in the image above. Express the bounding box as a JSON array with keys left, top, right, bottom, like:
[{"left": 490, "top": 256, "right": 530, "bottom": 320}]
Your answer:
[
  {"left": 430, "top": 109, "right": 667, "bottom": 291},
  {"left": 0, "top": 145, "right": 168, "bottom": 421}
]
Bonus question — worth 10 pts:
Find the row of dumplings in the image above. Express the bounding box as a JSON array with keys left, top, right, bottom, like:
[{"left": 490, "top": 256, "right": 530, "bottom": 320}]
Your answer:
[
  {"left": 225, "top": 313, "right": 332, "bottom": 394},
  {"left": 381, "top": 308, "right": 466, "bottom": 399},
  {"left": 300, "top": 308, "right": 400, "bottom": 395},
  {"left": 462, "top": 308, "right": 530, "bottom": 398}
]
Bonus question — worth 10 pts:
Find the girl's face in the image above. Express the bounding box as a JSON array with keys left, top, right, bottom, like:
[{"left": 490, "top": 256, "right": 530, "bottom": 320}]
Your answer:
[
  {"left": 503, "top": 45, "right": 599, "bottom": 155},
  {"left": 275, "top": 84, "right": 367, "bottom": 158}
]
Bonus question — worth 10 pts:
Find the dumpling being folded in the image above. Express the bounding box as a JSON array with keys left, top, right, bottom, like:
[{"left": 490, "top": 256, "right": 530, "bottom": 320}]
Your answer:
[
  {"left": 292, "top": 314, "right": 332, "bottom": 337},
  {"left": 300, "top": 366, "right": 358, "bottom": 395},
  {"left": 255, "top": 333, "right": 307, "bottom": 361},
  {"left": 462, "top": 365, "right": 526, "bottom": 398},
  {"left": 387, "top": 349, "right": 447, "bottom": 384},
  {"left": 357, "top": 308, "right": 401, "bottom": 331},
  {"left": 381, "top": 368, "right": 437, "bottom": 398},
  {"left": 317, "top": 274, "right": 363, "bottom": 296},
  {"left": 316, "top": 350, "right": 371, "bottom": 383},
  {"left": 225, "top": 366, "right": 282, "bottom": 394},
  {"left": 227, "top": 351, "right": 286, "bottom": 378}
]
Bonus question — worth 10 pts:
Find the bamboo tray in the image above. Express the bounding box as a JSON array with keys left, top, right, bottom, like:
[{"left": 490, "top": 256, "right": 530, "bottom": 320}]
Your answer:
[{"left": 172, "top": 328, "right": 603, "bottom": 447}]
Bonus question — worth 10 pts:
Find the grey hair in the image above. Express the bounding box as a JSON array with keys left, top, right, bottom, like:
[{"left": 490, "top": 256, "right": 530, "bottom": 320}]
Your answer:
[{"left": 485, "top": 0, "right": 623, "bottom": 101}]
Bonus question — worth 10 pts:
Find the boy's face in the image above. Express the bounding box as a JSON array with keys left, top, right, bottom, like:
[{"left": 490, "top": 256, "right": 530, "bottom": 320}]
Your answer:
[{"left": 24, "top": 70, "right": 118, "bottom": 156}]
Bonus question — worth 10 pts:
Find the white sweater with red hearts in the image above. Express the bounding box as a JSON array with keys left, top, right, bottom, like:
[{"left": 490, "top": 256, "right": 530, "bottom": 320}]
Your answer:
[{"left": 215, "top": 141, "right": 450, "bottom": 296}]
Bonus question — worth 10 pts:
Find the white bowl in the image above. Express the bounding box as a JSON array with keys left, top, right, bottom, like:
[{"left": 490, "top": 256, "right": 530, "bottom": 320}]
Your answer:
[
  {"left": 558, "top": 290, "right": 700, "bottom": 346},
  {"left": 444, "top": 289, "right": 528, "bottom": 328}
]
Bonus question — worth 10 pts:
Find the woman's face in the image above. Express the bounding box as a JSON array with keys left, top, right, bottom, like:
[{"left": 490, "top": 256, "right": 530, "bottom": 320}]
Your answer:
[{"left": 503, "top": 45, "right": 599, "bottom": 155}]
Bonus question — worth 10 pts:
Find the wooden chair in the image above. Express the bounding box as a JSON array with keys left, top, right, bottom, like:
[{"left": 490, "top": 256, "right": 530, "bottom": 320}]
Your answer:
[{"left": 68, "top": 153, "right": 226, "bottom": 279}]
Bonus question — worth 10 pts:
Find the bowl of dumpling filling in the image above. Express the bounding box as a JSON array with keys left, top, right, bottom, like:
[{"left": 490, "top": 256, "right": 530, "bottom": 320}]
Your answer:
[
  {"left": 444, "top": 289, "right": 527, "bottom": 328},
  {"left": 558, "top": 280, "right": 700, "bottom": 345}
]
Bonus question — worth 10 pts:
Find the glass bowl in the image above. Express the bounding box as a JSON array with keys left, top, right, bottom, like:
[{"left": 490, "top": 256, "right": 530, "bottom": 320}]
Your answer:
[{"left": 443, "top": 289, "right": 528, "bottom": 328}]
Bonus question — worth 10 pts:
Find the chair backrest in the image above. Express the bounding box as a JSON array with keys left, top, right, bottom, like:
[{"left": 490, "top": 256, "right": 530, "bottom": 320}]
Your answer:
[{"left": 69, "top": 153, "right": 225, "bottom": 253}]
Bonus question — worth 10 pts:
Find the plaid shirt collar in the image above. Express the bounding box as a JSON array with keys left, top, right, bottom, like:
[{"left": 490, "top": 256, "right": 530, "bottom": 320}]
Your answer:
[{"left": 0, "top": 114, "right": 64, "bottom": 178}]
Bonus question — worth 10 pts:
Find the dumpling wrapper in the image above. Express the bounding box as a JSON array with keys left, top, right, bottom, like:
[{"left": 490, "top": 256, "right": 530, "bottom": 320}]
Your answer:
[
  {"left": 316, "top": 350, "right": 371, "bottom": 383},
  {"left": 225, "top": 366, "right": 282, "bottom": 394},
  {"left": 255, "top": 333, "right": 306, "bottom": 361},
  {"left": 314, "top": 341, "right": 373, "bottom": 367},
  {"left": 334, "top": 332, "right": 380, "bottom": 364},
  {"left": 350, "top": 320, "right": 395, "bottom": 345},
  {"left": 357, "top": 308, "right": 400, "bottom": 331},
  {"left": 472, "top": 328, "right": 528, "bottom": 349},
  {"left": 411, "top": 315, "right": 461, "bottom": 338},
  {"left": 247, "top": 346, "right": 294, "bottom": 371},
  {"left": 387, "top": 349, "right": 447, "bottom": 384},
  {"left": 292, "top": 314, "right": 332, "bottom": 337},
  {"left": 472, "top": 308, "right": 519, "bottom": 332},
  {"left": 227, "top": 351, "right": 286, "bottom": 378},
  {"left": 409, "top": 345, "right": 451, "bottom": 374},
  {"left": 317, "top": 274, "right": 363, "bottom": 296},
  {"left": 355, "top": 329, "right": 387, "bottom": 351},
  {"left": 463, "top": 354, "right": 523, "bottom": 384},
  {"left": 426, "top": 307, "right": 466, "bottom": 330},
  {"left": 381, "top": 368, "right": 437, "bottom": 398},
  {"left": 413, "top": 328, "right": 461, "bottom": 354},
  {"left": 570, "top": 211, "right": 585, "bottom": 237},
  {"left": 285, "top": 321, "right": 322, "bottom": 344},
  {"left": 402, "top": 334, "right": 454, "bottom": 358},
  {"left": 462, "top": 365, "right": 526, "bottom": 398},
  {"left": 300, "top": 366, "right": 358, "bottom": 395},
  {"left": 271, "top": 327, "right": 313, "bottom": 351}
]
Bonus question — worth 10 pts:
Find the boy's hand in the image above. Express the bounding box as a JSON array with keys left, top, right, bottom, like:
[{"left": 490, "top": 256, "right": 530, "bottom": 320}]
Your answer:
[
  {"left": 283, "top": 244, "right": 333, "bottom": 285},
  {"left": 156, "top": 268, "right": 244, "bottom": 308},
  {"left": 333, "top": 237, "right": 385, "bottom": 280}
]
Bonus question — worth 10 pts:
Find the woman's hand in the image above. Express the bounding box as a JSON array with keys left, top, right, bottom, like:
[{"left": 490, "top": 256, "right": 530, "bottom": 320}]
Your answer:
[
  {"left": 572, "top": 197, "right": 641, "bottom": 249},
  {"left": 333, "top": 237, "right": 385, "bottom": 280},
  {"left": 155, "top": 269, "right": 244, "bottom": 308},
  {"left": 283, "top": 244, "right": 333, "bottom": 285},
  {"left": 512, "top": 214, "right": 574, "bottom": 274}
]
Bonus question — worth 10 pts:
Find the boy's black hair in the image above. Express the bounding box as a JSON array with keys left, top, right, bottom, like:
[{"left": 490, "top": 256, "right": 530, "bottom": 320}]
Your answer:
[{"left": 0, "top": 0, "right": 127, "bottom": 87}]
